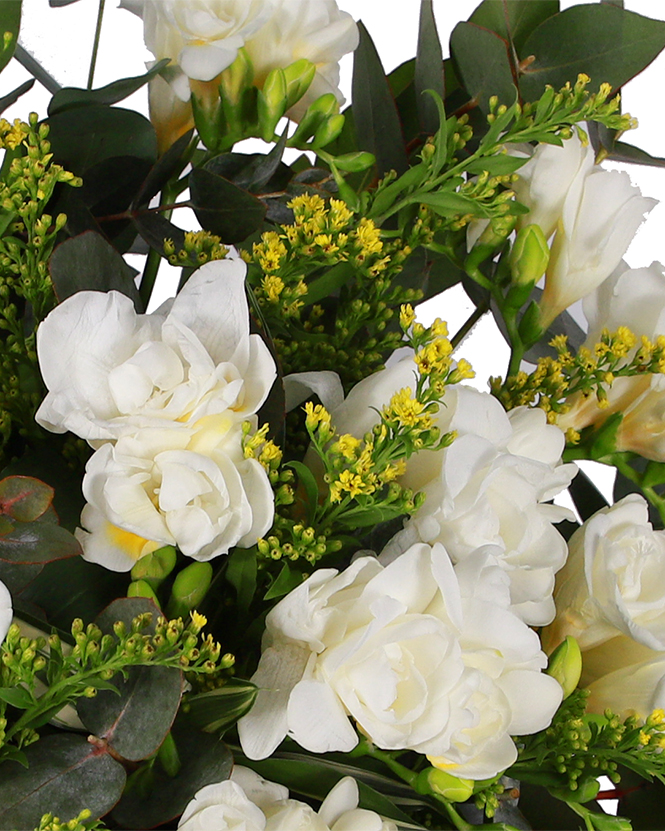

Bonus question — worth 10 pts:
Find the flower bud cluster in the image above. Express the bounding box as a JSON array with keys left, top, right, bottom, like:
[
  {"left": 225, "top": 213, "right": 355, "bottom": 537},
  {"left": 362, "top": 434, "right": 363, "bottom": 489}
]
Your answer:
[
  {"left": 0, "top": 115, "right": 81, "bottom": 461},
  {"left": 163, "top": 231, "right": 228, "bottom": 268},
  {"left": 491, "top": 327, "right": 665, "bottom": 438},
  {"left": 256, "top": 519, "right": 343, "bottom": 564},
  {"left": 35, "top": 809, "right": 105, "bottom": 831}
]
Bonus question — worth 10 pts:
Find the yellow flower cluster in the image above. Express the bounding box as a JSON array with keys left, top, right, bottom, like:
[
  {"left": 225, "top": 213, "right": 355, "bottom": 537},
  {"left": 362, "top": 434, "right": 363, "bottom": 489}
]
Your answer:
[{"left": 493, "top": 327, "right": 665, "bottom": 425}]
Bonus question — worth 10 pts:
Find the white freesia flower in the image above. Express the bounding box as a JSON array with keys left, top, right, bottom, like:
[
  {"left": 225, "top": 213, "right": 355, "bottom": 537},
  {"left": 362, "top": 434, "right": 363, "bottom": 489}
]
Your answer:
[
  {"left": 178, "top": 767, "right": 397, "bottom": 831},
  {"left": 332, "top": 357, "right": 577, "bottom": 626},
  {"left": 36, "top": 259, "right": 276, "bottom": 444},
  {"left": 519, "top": 133, "right": 657, "bottom": 328},
  {"left": 239, "top": 543, "right": 562, "bottom": 779},
  {"left": 584, "top": 648, "right": 665, "bottom": 719},
  {"left": 559, "top": 261, "right": 665, "bottom": 461},
  {"left": 0, "top": 580, "right": 11, "bottom": 644},
  {"left": 244, "top": 0, "right": 359, "bottom": 119},
  {"left": 77, "top": 417, "right": 273, "bottom": 571},
  {"left": 543, "top": 494, "right": 665, "bottom": 654},
  {"left": 122, "top": 0, "right": 272, "bottom": 83}
]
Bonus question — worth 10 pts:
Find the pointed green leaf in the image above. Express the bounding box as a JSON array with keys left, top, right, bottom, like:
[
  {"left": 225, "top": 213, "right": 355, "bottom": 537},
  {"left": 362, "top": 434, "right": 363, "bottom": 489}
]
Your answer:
[
  {"left": 185, "top": 678, "right": 258, "bottom": 733},
  {"left": 0, "top": 78, "right": 34, "bottom": 116},
  {"left": 519, "top": 5, "right": 665, "bottom": 101},
  {"left": 0, "top": 734, "right": 126, "bottom": 830},
  {"left": 225, "top": 548, "right": 257, "bottom": 614},
  {"left": 352, "top": 22, "right": 408, "bottom": 177},
  {"left": 264, "top": 562, "right": 304, "bottom": 601},
  {"left": 286, "top": 461, "right": 320, "bottom": 526},
  {"left": 0, "top": 686, "right": 35, "bottom": 709},
  {"left": 415, "top": 0, "right": 444, "bottom": 135},
  {"left": 49, "top": 59, "right": 170, "bottom": 115},
  {"left": 450, "top": 22, "right": 517, "bottom": 112}
]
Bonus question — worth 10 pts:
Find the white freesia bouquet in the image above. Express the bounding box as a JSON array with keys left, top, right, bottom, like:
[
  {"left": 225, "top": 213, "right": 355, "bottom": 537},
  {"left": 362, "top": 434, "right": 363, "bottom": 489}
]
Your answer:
[{"left": 3, "top": 1, "right": 665, "bottom": 830}]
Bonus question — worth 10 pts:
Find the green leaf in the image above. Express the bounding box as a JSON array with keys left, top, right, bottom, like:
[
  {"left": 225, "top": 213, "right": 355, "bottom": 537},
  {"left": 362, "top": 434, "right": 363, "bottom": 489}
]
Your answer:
[
  {"left": 133, "top": 129, "right": 194, "bottom": 208},
  {"left": 0, "top": 685, "right": 35, "bottom": 709},
  {"left": 264, "top": 562, "right": 303, "bottom": 601},
  {"left": 336, "top": 504, "right": 406, "bottom": 530},
  {"left": 77, "top": 665, "right": 183, "bottom": 762},
  {"left": 49, "top": 230, "right": 143, "bottom": 310},
  {"left": 185, "top": 678, "right": 258, "bottom": 733},
  {"left": 0, "top": 1, "right": 21, "bottom": 75},
  {"left": 287, "top": 461, "right": 320, "bottom": 526},
  {"left": 607, "top": 140, "right": 665, "bottom": 169},
  {"left": 189, "top": 167, "right": 266, "bottom": 243},
  {"left": 111, "top": 720, "right": 233, "bottom": 830},
  {"left": 225, "top": 548, "right": 257, "bottom": 614},
  {"left": 0, "top": 519, "right": 81, "bottom": 564},
  {"left": 47, "top": 105, "right": 157, "bottom": 175},
  {"left": 302, "top": 260, "right": 355, "bottom": 306},
  {"left": 417, "top": 190, "right": 492, "bottom": 218},
  {"left": 0, "top": 476, "right": 53, "bottom": 522},
  {"left": 0, "top": 733, "right": 126, "bottom": 830},
  {"left": 0, "top": 78, "right": 34, "bottom": 116},
  {"left": 465, "top": 154, "right": 528, "bottom": 176},
  {"left": 352, "top": 22, "right": 408, "bottom": 178},
  {"left": 0, "top": 561, "right": 42, "bottom": 595},
  {"left": 236, "top": 752, "right": 421, "bottom": 826},
  {"left": 450, "top": 22, "right": 517, "bottom": 112},
  {"left": 519, "top": 5, "right": 665, "bottom": 101},
  {"left": 48, "top": 59, "right": 170, "bottom": 115},
  {"left": 415, "top": 0, "right": 444, "bottom": 135},
  {"left": 469, "top": 0, "right": 560, "bottom": 53},
  {"left": 204, "top": 131, "right": 291, "bottom": 194}
]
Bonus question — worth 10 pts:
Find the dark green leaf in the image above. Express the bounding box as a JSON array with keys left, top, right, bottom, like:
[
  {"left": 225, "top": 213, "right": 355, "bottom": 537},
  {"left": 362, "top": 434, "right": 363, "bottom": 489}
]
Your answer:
[
  {"left": 111, "top": 720, "right": 233, "bottom": 829},
  {"left": 48, "top": 59, "right": 169, "bottom": 115},
  {"left": 302, "top": 260, "right": 355, "bottom": 306},
  {"left": 236, "top": 752, "right": 420, "bottom": 826},
  {"left": 47, "top": 105, "right": 157, "bottom": 175},
  {"left": 96, "top": 596, "right": 160, "bottom": 634},
  {"left": 287, "top": 461, "right": 320, "bottom": 526},
  {"left": 568, "top": 468, "right": 608, "bottom": 523},
  {"left": 0, "top": 519, "right": 81, "bottom": 564},
  {"left": 185, "top": 678, "right": 258, "bottom": 733},
  {"left": 0, "top": 78, "right": 34, "bottom": 116},
  {"left": 264, "top": 562, "right": 304, "bottom": 601},
  {"left": 0, "top": 733, "right": 126, "bottom": 829},
  {"left": 470, "top": 0, "right": 560, "bottom": 53},
  {"left": 352, "top": 22, "right": 408, "bottom": 178},
  {"left": 519, "top": 5, "right": 665, "bottom": 101},
  {"left": 450, "top": 22, "right": 516, "bottom": 112},
  {"left": 0, "top": 561, "right": 42, "bottom": 595},
  {"left": 49, "top": 230, "right": 142, "bottom": 310},
  {"left": 608, "top": 140, "right": 665, "bottom": 169},
  {"left": 0, "top": 476, "right": 53, "bottom": 522},
  {"left": 133, "top": 129, "right": 194, "bottom": 208},
  {"left": 190, "top": 167, "right": 266, "bottom": 243},
  {"left": 415, "top": 0, "right": 444, "bottom": 135},
  {"left": 17, "top": 557, "right": 128, "bottom": 633},
  {"left": 0, "top": 1, "right": 21, "bottom": 75},
  {"left": 205, "top": 131, "right": 291, "bottom": 194},
  {"left": 226, "top": 548, "right": 257, "bottom": 614},
  {"left": 336, "top": 504, "right": 406, "bottom": 530},
  {"left": 77, "top": 665, "right": 182, "bottom": 761},
  {"left": 0, "top": 686, "right": 34, "bottom": 709},
  {"left": 79, "top": 154, "right": 152, "bottom": 218},
  {"left": 133, "top": 210, "right": 187, "bottom": 257}
]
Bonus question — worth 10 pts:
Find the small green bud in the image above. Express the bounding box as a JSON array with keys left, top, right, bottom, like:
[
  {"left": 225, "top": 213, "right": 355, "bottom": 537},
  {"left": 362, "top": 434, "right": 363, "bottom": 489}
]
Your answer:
[
  {"left": 550, "top": 776, "right": 600, "bottom": 804},
  {"left": 166, "top": 561, "right": 214, "bottom": 619},
  {"left": 131, "top": 545, "right": 177, "bottom": 588},
  {"left": 128, "top": 579, "right": 161, "bottom": 607},
  {"left": 258, "top": 68, "right": 288, "bottom": 141},
  {"left": 283, "top": 59, "right": 316, "bottom": 109},
  {"left": 416, "top": 767, "right": 474, "bottom": 801},
  {"left": 546, "top": 636, "right": 582, "bottom": 698},
  {"left": 509, "top": 224, "right": 550, "bottom": 288},
  {"left": 219, "top": 47, "right": 254, "bottom": 106},
  {"left": 330, "top": 150, "right": 375, "bottom": 173}
]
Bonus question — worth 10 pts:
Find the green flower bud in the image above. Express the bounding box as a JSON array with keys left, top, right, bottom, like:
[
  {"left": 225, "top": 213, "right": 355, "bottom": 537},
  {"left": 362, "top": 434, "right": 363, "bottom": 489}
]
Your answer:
[
  {"left": 219, "top": 47, "right": 254, "bottom": 106},
  {"left": 416, "top": 767, "right": 474, "bottom": 801},
  {"left": 166, "top": 561, "right": 214, "bottom": 619},
  {"left": 586, "top": 813, "right": 632, "bottom": 831},
  {"left": 131, "top": 545, "right": 177, "bottom": 588},
  {"left": 127, "top": 579, "right": 161, "bottom": 607},
  {"left": 330, "top": 150, "right": 375, "bottom": 173},
  {"left": 546, "top": 636, "right": 582, "bottom": 698},
  {"left": 550, "top": 776, "right": 600, "bottom": 804},
  {"left": 283, "top": 59, "right": 316, "bottom": 109},
  {"left": 311, "top": 113, "right": 346, "bottom": 150},
  {"left": 509, "top": 224, "right": 550, "bottom": 287},
  {"left": 258, "top": 68, "right": 288, "bottom": 141}
]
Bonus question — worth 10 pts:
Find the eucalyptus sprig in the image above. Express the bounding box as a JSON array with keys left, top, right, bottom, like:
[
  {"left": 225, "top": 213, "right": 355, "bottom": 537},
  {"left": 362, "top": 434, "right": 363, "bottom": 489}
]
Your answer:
[{"left": 0, "top": 611, "right": 229, "bottom": 764}]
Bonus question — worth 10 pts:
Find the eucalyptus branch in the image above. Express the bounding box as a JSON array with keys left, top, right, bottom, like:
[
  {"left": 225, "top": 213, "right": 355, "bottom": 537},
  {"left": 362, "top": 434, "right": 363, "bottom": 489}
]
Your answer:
[{"left": 87, "top": 0, "right": 106, "bottom": 89}]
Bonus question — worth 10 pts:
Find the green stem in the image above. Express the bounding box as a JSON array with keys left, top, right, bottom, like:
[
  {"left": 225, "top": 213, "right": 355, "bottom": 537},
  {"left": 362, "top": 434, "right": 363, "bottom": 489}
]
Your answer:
[
  {"left": 451, "top": 300, "right": 489, "bottom": 350},
  {"left": 352, "top": 739, "right": 418, "bottom": 787},
  {"left": 139, "top": 246, "right": 163, "bottom": 311},
  {"left": 440, "top": 800, "right": 474, "bottom": 831},
  {"left": 87, "top": 0, "right": 106, "bottom": 90}
]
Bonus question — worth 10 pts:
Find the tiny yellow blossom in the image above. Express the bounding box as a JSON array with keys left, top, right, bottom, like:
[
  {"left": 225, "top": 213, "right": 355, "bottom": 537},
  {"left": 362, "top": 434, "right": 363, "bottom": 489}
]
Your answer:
[
  {"left": 385, "top": 388, "right": 430, "bottom": 428},
  {"left": 190, "top": 611, "right": 208, "bottom": 632},
  {"left": 262, "top": 274, "right": 285, "bottom": 303},
  {"left": 431, "top": 319, "right": 449, "bottom": 338},
  {"left": 333, "top": 434, "right": 361, "bottom": 460},
  {"left": 304, "top": 402, "right": 333, "bottom": 433}
]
